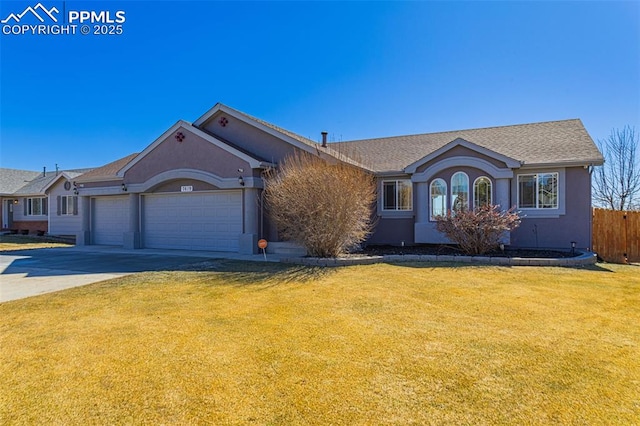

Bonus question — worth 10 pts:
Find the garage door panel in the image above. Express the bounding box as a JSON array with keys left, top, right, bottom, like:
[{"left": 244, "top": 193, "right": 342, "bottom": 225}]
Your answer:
[
  {"left": 143, "top": 191, "right": 242, "bottom": 252},
  {"left": 93, "top": 196, "right": 129, "bottom": 245},
  {"left": 216, "top": 207, "right": 232, "bottom": 217}
]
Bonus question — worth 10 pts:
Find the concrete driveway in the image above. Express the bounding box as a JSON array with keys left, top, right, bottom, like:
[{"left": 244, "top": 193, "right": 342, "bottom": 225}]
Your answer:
[{"left": 0, "top": 246, "right": 275, "bottom": 303}]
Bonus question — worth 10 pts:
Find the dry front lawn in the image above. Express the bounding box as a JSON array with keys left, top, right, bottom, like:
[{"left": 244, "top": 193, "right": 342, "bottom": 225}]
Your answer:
[
  {"left": 1, "top": 261, "right": 638, "bottom": 424},
  {"left": 0, "top": 235, "right": 71, "bottom": 251}
]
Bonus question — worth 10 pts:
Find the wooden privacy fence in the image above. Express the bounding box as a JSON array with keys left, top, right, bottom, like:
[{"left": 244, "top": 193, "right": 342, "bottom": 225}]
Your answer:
[{"left": 592, "top": 208, "right": 640, "bottom": 264}]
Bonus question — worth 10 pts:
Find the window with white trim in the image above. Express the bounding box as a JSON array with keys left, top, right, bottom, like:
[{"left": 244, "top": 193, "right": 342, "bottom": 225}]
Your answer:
[
  {"left": 473, "top": 176, "right": 492, "bottom": 209},
  {"left": 451, "top": 172, "right": 469, "bottom": 213},
  {"left": 25, "top": 197, "right": 47, "bottom": 216},
  {"left": 518, "top": 173, "right": 558, "bottom": 209},
  {"left": 60, "top": 195, "right": 77, "bottom": 215},
  {"left": 430, "top": 178, "right": 447, "bottom": 219},
  {"left": 382, "top": 180, "right": 412, "bottom": 211}
]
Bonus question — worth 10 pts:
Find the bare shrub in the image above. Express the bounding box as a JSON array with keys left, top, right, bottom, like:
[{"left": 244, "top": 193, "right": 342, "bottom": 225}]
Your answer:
[
  {"left": 263, "top": 151, "right": 376, "bottom": 257},
  {"left": 435, "top": 205, "right": 521, "bottom": 255}
]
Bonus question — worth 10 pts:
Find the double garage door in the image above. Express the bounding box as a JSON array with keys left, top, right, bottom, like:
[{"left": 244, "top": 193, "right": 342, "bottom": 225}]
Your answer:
[
  {"left": 92, "top": 191, "right": 242, "bottom": 251},
  {"left": 143, "top": 191, "right": 242, "bottom": 251}
]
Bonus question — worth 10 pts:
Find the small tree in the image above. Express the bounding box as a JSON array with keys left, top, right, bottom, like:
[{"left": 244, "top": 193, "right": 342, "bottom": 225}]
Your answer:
[
  {"left": 593, "top": 126, "right": 640, "bottom": 210},
  {"left": 263, "top": 151, "right": 376, "bottom": 257},
  {"left": 435, "top": 205, "right": 521, "bottom": 255}
]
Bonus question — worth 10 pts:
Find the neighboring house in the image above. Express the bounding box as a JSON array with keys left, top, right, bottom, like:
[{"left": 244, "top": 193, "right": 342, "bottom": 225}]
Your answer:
[
  {"left": 70, "top": 103, "right": 604, "bottom": 254},
  {"left": 0, "top": 168, "right": 93, "bottom": 234},
  {"left": 1, "top": 168, "right": 42, "bottom": 232}
]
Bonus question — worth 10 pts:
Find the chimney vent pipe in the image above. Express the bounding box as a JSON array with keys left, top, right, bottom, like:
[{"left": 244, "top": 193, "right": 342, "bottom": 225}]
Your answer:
[{"left": 321, "top": 131, "right": 328, "bottom": 147}]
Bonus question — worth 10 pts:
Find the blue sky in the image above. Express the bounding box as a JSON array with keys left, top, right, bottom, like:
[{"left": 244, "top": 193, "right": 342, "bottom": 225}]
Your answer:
[{"left": 1, "top": 1, "right": 638, "bottom": 171}]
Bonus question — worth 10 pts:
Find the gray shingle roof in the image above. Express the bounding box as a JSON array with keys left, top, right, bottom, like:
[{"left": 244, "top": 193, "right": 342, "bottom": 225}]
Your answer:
[
  {"left": 332, "top": 119, "right": 604, "bottom": 172},
  {"left": 11, "top": 169, "right": 93, "bottom": 195},
  {"left": 74, "top": 154, "right": 138, "bottom": 181},
  {"left": 38, "top": 113, "right": 603, "bottom": 187},
  {"left": 0, "top": 168, "right": 42, "bottom": 195}
]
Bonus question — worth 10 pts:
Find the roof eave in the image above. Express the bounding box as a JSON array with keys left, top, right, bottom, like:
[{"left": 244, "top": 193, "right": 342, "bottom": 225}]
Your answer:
[
  {"left": 520, "top": 159, "right": 605, "bottom": 169},
  {"left": 12, "top": 192, "right": 47, "bottom": 197},
  {"left": 375, "top": 170, "right": 411, "bottom": 177},
  {"left": 75, "top": 176, "right": 123, "bottom": 184},
  {"left": 404, "top": 138, "right": 521, "bottom": 174}
]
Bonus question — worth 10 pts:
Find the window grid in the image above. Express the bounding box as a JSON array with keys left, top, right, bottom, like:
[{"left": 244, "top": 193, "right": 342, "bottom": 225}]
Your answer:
[
  {"left": 430, "top": 179, "right": 447, "bottom": 220},
  {"left": 26, "top": 197, "right": 47, "bottom": 216},
  {"left": 382, "top": 180, "right": 413, "bottom": 211},
  {"left": 473, "top": 176, "right": 492, "bottom": 209},
  {"left": 61, "top": 196, "right": 74, "bottom": 215},
  {"left": 518, "top": 173, "right": 558, "bottom": 209},
  {"left": 451, "top": 172, "right": 469, "bottom": 214}
]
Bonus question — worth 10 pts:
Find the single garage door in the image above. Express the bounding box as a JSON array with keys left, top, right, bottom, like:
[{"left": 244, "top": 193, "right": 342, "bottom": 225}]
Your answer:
[
  {"left": 143, "top": 191, "right": 242, "bottom": 251},
  {"left": 93, "top": 196, "right": 129, "bottom": 245}
]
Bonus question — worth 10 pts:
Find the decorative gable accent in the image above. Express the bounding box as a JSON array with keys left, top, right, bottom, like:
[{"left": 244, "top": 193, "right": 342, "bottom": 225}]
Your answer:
[
  {"left": 194, "top": 103, "right": 320, "bottom": 155},
  {"left": 404, "top": 138, "right": 521, "bottom": 174},
  {"left": 117, "top": 120, "right": 272, "bottom": 179}
]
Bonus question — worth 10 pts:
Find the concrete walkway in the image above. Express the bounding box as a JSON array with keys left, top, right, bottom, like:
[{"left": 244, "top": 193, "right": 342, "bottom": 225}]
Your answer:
[{"left": 0, "top": 245, "right": 282, "bottom": 303}]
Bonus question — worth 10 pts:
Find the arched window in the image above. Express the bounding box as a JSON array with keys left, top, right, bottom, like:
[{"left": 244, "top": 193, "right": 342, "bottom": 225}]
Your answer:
[
  {"left": 430, "top": 179, "right": 447, "bottom": 220},
  {"left": 451, "top": 172, "right": 469, "bottom": 214},
  {"left": 474, "top": 177, "right": 492, "bottom": 209}
]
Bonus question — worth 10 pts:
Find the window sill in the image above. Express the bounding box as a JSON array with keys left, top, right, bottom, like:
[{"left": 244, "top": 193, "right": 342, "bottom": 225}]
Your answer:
[
  {"left": 518, "top": 208, "right": 562, "bottom": 219},
  {"left": 379, "top": 210, "right": 414, "bottom": 219},
  {"left": 518, "top": 207, "right": 559, "bottom": 210}
]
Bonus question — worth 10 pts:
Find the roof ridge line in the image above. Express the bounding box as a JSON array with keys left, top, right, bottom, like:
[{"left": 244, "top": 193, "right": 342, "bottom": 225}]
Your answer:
[
  {"left": 219, "top": 104, "right": 318, "bottom": 147},
  {"left": 337, "top": 118, "right": 582, "bottom": 144}
]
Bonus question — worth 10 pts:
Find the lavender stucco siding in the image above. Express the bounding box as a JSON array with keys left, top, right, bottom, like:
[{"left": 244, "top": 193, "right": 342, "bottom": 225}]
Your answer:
[
  {"left": 151, "top": 179, "right": 218, "bottom": 193},
  {"left": 367, "top": 218, "right": 415, "bottom": 245},
  {"left": 511, "top": 167, "right": 592, "bottom": 250},
  {"left": 415, "top": 145, "right": 508, "bottom": 173},
  {"left": 200, "top": 112, "right": 300, "bottom": 163},
  {"left": 80, "top": 181, "right": 121, "bottom": 189},
  {"left": 125, "top": 129, "right": 251, "bottom": 184},
  {"left": 425, "top": 166, "right": 496, "bottom": 195},
  {"left": 369, "top": 166, "right": 593, "bottom": 249}
]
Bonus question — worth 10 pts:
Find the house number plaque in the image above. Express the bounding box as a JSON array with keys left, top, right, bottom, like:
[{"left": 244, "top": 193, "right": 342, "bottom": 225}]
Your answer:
[{"left": 181, "top": 185, "right": 193, "bottom": 192}]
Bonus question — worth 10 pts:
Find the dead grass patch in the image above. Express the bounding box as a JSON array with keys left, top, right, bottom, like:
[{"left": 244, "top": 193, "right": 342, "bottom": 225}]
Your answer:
[
  {"left": 0, "top": 235, "right": 71, "bottom": 251},
  {"left": 1, "top": 261, "right": 638, "bottom": 424}
]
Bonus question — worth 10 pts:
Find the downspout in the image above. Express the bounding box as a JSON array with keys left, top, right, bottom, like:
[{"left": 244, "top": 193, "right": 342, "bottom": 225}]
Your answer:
[{"left": 588, "top": 164, "right": 594, "bottom": 251}]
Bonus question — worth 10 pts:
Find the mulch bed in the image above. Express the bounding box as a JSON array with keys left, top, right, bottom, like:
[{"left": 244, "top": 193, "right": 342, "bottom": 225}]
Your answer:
[{"left": 358, "top": 244, "right": 578, "bottom": 258}]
